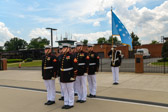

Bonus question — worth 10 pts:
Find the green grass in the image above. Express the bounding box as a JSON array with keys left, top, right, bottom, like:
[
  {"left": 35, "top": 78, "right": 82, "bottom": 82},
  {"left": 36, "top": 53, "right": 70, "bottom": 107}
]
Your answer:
[
  {"left": 151, "top": 62, "right": 168, "bottom": 66},
  {"left": 7, "top": 60, "right": 42, "bottom": 67}
]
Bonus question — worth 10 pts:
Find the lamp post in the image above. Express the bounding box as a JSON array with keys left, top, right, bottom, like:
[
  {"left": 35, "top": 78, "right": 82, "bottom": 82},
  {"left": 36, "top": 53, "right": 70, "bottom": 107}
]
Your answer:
[{"left": 46, "top": 28, "right": 57, "bottom": 53}]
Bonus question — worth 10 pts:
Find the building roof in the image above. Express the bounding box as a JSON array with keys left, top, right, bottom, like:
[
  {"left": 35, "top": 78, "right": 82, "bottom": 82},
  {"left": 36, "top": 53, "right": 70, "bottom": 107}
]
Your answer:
[
  {"left": 163, "top": 37, "right": 168, "bottom": 40},
  {"left": 55, "top": 38, "right": 76, "bottom": 45}
]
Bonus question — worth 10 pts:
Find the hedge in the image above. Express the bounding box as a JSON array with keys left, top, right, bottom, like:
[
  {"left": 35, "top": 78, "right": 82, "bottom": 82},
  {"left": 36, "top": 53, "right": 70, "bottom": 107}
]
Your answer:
[
  {"left": 157, "top": 58, "right": 168, "bottom": 62},
  {"left": 7, "top": 59, "right": 23, "bottom": 63},
  {"left": 24, "top": 58, "right": 33, "bottom": 62}
]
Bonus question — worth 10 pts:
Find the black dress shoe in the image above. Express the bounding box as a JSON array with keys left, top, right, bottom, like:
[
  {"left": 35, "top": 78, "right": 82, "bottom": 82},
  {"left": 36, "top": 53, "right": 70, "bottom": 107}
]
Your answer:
[
  {"left": 66, "top": 105, "right": 74, "bottom": 109},
  {"left": 80, "top": 100, "right": 86, "bottom": 103},
  {"left": 47, "top": 101, "right": 55, "bottom": 105},
  {"left": 74, "top": 93, "right": 78, "bottom": 96},
  {"left": 62, "top": 105, "right": 68, "bottom": 109},
  {"left": 44, "top": 101, "right": 50, "bottom": 105},
  {"left": 87, "top": 94, "right": 94, "bottom": 98},
  {"left": 76, "top": 100, "right": 81, "bottom": 103},
  {"left": 59, "top": 97, "right": 64, "bottom": 101},
  {"left": 113, "top": 82, "right": 119, "bottom": 85},
  {"left": 93, "top": 95, "right": 96, "bottom": 97}
]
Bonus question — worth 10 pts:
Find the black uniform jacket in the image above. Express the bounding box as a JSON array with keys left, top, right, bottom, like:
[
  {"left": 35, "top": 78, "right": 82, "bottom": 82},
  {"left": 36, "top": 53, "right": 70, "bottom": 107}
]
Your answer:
[
  {"left": 88, "top": 51, "right": 99, "bottom": 75},
  {"left": 59, "top": 52, "right": 78, "bottom": 83},
  {"left": 108, "top": 50, "right": 122, "bottom": 67},
  {"left": 75, "top": 50, "right": 89, "bottom": 76},
  {"left": 42, "top": 54, "right": 59, "bottom": 80}
]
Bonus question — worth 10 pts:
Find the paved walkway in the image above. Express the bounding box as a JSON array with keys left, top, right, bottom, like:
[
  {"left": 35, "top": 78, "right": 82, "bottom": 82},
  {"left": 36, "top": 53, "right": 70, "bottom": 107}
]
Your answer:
[{"left": 0, "top": 70, "right": 168, "bottom": 112}]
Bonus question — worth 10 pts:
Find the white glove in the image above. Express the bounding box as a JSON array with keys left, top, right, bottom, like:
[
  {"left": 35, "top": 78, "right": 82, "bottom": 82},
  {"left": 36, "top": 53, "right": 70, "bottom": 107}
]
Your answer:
[{"left": 111, "top": 48, "right": 114, "bottom": 50}]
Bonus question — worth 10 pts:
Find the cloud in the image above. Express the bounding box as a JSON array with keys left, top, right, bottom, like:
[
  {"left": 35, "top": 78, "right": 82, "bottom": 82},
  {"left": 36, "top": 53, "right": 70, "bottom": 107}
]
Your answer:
[
  {"left": 0, "top": 22, "right": 14, "bottom": 46},
  {"left": 16, "top": 30, "right": 21, "bottom": 34},
  {"left": 31, "top": 16, "right": 63, "bottom": 24},
  {"left": 93, "top": 21, "right": 100, "bottom": 26},
  {"left": 29, "top": 28, "right": 50, "bottom": 39},
  {"left": 18, "top": 14, "right": 25, "bottom": 18},
  {"left": 73, "top": 30, "right": 112, "bottom": 43}
]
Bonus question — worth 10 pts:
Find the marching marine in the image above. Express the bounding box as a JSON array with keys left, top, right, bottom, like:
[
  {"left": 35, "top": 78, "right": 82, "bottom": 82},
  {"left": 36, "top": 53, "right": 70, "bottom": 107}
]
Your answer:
[
  {"left": 108, "top": 45, "right": 122, "bottom": 85},
  {"left": 42, "top": 45, "right": 59, "bottom": 105},
  {"left": 87, "top": 44, "right": 99, "bottom": 98}
]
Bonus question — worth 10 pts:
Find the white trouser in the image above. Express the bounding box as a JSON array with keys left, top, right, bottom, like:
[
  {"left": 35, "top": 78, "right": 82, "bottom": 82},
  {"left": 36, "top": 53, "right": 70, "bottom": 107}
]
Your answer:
[
  {"left": 44, "top": 80, "right": 56, "bottom": 101},
  {"left": 87, "top": 74, "right": 96, "bottom": 95},
  {"left": 111, "top": 67, "right": 119, "bottom": 83},
  {"left": 61, "top": 82, "right": 74, "bottom": 106},
  {"left": 74, "top": 80, "right": 78, "bottom": 94},
  {"left": 58, "top": 78, "right": 64, "bottom": 97},
  {"left": 76, "top": 75, "right": 87, "bottom": 101}
]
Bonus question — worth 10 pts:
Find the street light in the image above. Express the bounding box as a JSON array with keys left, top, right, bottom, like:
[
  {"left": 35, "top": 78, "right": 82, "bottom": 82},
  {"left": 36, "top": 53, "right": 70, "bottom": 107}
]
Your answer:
[{"left": 46, "top": 28, "right": 57, "bottom": 53}]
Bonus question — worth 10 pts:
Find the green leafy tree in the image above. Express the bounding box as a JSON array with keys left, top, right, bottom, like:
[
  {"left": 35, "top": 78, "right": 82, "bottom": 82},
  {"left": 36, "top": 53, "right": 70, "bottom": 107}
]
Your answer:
[
  {"left": 28, "top": 37, "right": 50, "bottom": 49},
  {"left": 4, "top": 37, "right": 28, "bottom": 51},
  {"left": 108, "top": 36, "right": 121, "bottom": 45},
  {"left": 81, "top": 39, "right": 88, "bottom": 45},
  {"left": 162, "top": 41, "right": 168, "bottom": 58},
  {"left": 0, "top": 46, "right": 3, "bottom": 52},
  {"left": 97, "top": 37, "right": 107, "bottom": 44},
  {"left": 150, "top": 40, "right": 159, "bottom": 44},
  {"left": 130, "top": 32, "right": 141, "bottom": 47}
]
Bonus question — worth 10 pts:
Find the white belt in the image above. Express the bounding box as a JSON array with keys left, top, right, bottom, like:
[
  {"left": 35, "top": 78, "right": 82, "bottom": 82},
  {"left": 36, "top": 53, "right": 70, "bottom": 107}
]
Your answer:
[
  {"left": 89, "top": 63, "right": 96, "bottom": 65},
  {"left": 60, "top": 67, "right": 73, "bottom": 71},
  {"left": 78, "top": 63, "right": 85, "bottom": 65},
  {"left": 44, "top": 66, "right": 53, "bottom": 69}
]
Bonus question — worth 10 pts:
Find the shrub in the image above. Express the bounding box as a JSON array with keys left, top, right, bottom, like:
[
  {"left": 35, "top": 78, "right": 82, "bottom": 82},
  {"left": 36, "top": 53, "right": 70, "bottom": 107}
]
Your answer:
[
  {"left": 157, "top": 58, "right": 168, "bottom": 62},
  {"left": 24, "top": 58, "right": 33, "bottom": 62},
  {"left": 7, "top": 59, "right": 23, "bottom": 63}
]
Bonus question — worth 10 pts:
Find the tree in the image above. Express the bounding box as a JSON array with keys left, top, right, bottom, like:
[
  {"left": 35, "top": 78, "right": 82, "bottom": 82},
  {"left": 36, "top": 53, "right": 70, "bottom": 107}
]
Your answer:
[
  {"left": 108, "top": 36, "right": 121, "bottom": 45},
  {"left": 4, "top": 37, "right": 28, "bottom": 51},
  {"left": 81, "top": 39, "right": 88, "bottom": 45},
  {"left": 0, "top": 46, "right": 3, "bottom": 52},
  {"left": 130, "top": 32, "right": 141, "bottom": 47},
  {"left": 97, "top": 37, "right": 107, "bottom": 44},
  {"left": 150, "top": 40, "right": 159, "bottom": 44},
  {"left": 162, "top": 41, "right": 168, "bottom": 58},
  {"left": 28, "top": 37, "right": 50, "bottom": 49}
]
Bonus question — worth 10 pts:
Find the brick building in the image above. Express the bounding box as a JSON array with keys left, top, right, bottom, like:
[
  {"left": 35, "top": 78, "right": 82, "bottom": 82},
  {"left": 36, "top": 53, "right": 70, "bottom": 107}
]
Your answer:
[{"left": 48, "top": 43, "right": 164, "bottom": 59}]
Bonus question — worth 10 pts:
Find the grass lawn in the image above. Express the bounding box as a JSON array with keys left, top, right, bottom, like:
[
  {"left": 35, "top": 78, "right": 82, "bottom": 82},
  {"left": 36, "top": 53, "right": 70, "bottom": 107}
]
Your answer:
[
  {"left": 151, "top": 62, "right": 168, "bottom": 67},
  {"left": 7, "top": 60, "right": 42, "bottom": 67}
]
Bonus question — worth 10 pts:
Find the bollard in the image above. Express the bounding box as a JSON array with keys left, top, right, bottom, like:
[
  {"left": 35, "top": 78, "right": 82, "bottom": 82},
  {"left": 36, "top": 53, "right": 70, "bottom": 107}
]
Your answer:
[{"left": 18, "top": 62, "right": 21, "bottom": 68}]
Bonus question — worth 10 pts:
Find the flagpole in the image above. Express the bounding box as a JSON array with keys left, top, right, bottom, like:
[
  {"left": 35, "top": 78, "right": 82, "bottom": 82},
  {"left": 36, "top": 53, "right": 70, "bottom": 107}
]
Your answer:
[
  {"left": 111, "top": 7, "right": 113, "bottom": 48},
  {"left": 111, "top": 7, "right": 114, "bottom": 63}
]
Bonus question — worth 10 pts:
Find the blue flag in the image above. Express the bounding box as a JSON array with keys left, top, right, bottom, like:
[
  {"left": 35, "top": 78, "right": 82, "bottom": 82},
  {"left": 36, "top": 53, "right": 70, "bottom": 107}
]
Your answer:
[{"left": 112, "top": 11, "right": 132, "bottom": 49}]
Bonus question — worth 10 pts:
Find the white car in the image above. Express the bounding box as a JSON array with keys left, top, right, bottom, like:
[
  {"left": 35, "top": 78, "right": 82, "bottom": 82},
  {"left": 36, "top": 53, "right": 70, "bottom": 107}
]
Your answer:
[{"left": 136, "top": 48, "right": 151, "bottom": 58}]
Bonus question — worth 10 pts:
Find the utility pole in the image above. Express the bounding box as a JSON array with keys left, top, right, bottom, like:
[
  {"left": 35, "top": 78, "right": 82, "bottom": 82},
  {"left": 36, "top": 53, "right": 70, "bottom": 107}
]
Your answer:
[{"left": 46, "top": 28, "right": 57, "bottom": 54}]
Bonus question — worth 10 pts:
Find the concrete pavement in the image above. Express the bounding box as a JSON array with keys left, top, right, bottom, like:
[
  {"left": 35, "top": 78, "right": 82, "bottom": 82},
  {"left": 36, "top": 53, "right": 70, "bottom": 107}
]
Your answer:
[{"left": 0, "top": 70, "right": 168, "bottom": 112}]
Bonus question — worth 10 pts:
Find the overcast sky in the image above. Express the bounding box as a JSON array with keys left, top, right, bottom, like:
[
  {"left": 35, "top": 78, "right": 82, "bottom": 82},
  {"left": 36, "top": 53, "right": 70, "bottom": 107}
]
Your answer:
[{"left": 0, "top": 0, "right": 168, "bottom": 47}]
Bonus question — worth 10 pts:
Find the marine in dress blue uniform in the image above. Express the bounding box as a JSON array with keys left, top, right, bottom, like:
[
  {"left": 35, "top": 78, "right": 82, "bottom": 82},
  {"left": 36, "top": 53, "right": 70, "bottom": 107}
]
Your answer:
[
  {"left": 42, "top": 45, "right": 59, "bottom": 105},
  {"left": 75, "top": 42, "right": 89, "bottom": 103},
  {"left": 59, "top": 44, "right": 78, "bottom": 109},
  {"left": 58, "top": 45, "right": 65, "bottom": 101},
  {"left": 87, "top": 44, "right": 99, "bottom": 98},
  {"left": 108, "top": 45, "right": 122, "bottom": 85}
]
